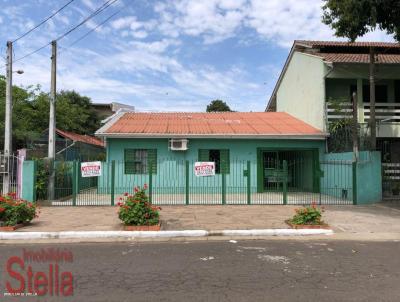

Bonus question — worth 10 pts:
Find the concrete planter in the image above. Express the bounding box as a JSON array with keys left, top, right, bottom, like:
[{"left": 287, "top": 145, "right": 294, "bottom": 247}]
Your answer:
[
  {"left": 285, "top": 220, "right": 330, "bottom": 229},
  {"left": 0, "top": 223, "right": 26, "bottom": 231},
  {"left": 123, "top": 223, "right": 161, "bottom": 231}
]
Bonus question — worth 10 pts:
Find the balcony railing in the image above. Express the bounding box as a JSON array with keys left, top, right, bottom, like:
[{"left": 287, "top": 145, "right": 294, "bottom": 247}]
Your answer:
[
  {"left": 364, "top": 103, "right": 400, "bottom": 122},
  {"left": 326, "top": 102, "right": 400, "bottom": 123}
]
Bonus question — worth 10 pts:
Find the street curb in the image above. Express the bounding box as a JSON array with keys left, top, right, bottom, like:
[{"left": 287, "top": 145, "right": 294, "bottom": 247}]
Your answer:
[{"left": 0, "top": 229, "right": 333, "bottom": 240}]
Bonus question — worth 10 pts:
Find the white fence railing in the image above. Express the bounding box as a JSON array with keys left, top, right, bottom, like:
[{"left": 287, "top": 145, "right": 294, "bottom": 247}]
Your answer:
[
  {"left": 382, "top": 163, "right": 400, "bottom": 199},
  {"left": 327, "top": 102, "right": 400, "bottom": 123},
  {"left": 364, "top": 102, "right": 400, "bottom": 122},
  {"left": 326, "top": 102, "right": 353, "bottom": 121},
  {"left": 382, "top": 163, "right": 400, "bottom": 181}
]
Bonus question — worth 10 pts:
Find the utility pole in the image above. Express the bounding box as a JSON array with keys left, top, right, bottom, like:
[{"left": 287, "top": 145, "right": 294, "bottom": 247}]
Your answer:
[
  {"left": 3, "top": 41, "right": 13, "bottom": 194},
  {"left": 352, "top": 92, "right": 359, "bottom": 162},
  {"left": 47, "top": 40, "right": 57, "bottom": 200},
  {"left": 369, "top": 47, "right": 376, "bottom": 150}
]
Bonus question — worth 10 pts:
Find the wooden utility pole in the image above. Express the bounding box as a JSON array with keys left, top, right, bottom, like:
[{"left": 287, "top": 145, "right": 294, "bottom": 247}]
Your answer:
[
  {"left": 352, "top": 92, "right": 359, "bottom": 162},
  {"left": 47, "top": 40, "right": 57, "bottom": 200},
  {"left": 369, "top": 47, "right": 376, "bottom": 150},
  {"left": 3, "top": 41, "right": 12, "bottom": 194}
]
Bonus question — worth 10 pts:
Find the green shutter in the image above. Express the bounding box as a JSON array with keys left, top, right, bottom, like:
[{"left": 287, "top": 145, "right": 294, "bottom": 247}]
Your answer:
[
  {"left": 220, "top": 149, "right": 230, "bottom": 174},
  {"left": 147, "top": 149, "right": 157, "bottom": 174},
  {"left": 124, "top": 149, "right": 135, "bottom": 174},
  {"left": 198, "top": 149, "right": 209, "bottom": 161}
]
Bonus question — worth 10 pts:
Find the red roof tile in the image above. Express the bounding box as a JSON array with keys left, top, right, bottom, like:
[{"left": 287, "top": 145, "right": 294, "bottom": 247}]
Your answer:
[
  {"left": 296, "top": 40, "right": 400, "bottom": 48},
  {"left": 56, "top": 129, "right": 104, "bottom": 147},
  {"left": 103, "top": 112, "right": 324, "bottom": 137},
  {"left": 314, "top": 52, "right": 400, "bottom": 64}
]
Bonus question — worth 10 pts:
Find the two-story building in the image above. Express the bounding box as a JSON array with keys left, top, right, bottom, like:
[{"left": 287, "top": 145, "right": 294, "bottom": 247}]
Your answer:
[{"left": 266, "top": 40, "right": 400, "bottom": 198}]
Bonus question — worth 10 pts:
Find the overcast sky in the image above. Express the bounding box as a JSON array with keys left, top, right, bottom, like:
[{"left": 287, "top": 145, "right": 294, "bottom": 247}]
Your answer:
[{"left": 0, "top": 0, "right": 395, "bottom": 112}]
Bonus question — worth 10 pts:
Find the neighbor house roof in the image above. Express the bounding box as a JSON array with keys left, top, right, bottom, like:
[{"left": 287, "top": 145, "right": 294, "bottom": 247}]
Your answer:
[
  {"left": 295, "top": 40, "right": 400, "bottom": 49},
  {"left": 56, "top": 129, "right": 104, "bottom": 147},
  {"left": 266, "top": 39, "right": 400, "bottom": 111},
  {"left": 96, "top": 112, "right": 326, "bottom": 139}
]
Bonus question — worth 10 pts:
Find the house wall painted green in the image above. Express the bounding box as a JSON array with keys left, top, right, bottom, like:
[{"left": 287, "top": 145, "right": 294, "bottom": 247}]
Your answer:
[
  {"left": 100, "top": 138, "right": 325, "bottom": 194},
  {"left": 320, "top": 151, "right": 382, "bottom": 204}
]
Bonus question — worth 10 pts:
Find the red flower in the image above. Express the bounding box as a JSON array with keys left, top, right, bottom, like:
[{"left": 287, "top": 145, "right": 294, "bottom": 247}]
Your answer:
[
  {"left": 117, "top": 202, "right": 123, "bottom": 206},
  {"left": 134, "top": 187, "right": 139, "bottom": 193},
  {"left": 124, "top": 192, "right": 129, "bottom": 196},
  {"left": 119, "top": 197, "right": 123, "bottom": 201},
  {"left": 143, "top": 183, "right": 148, "bottom": 190},
  {"left": 0, "top": 207, "right": 5, "bottom": 213}
]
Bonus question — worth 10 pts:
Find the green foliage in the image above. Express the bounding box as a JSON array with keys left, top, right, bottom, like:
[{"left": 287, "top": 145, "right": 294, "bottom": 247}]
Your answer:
[
  {"left": 0, "top": 193, "right": 37, "bottom": 226},
  {"left": 206, "top": 100, "right": 232, "bottom": 112},
  {"left": 35, "top": 160, "right": 50, "bottom": 200},
  {"left": 322, "top": 0, "right": 400, "bottom": 41},
  {"left": 118, "top": 185, "right": 160, "bottom": 226},
  {"left": 290, "top": 203, "right": 324, "bottom": 225},
  {"left": 0, "top": 77, "right": 102, "bottom": 150}
]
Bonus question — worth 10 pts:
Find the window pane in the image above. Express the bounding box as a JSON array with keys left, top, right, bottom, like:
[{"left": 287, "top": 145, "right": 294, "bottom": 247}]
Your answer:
[{"left": 209, "top": 149, "right": 221, "bottom": 174}]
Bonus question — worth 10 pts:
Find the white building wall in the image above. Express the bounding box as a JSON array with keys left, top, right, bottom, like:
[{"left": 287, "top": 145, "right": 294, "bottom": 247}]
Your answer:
[{"left": 276, "top": 52, "right": 327, "bottom": 131}]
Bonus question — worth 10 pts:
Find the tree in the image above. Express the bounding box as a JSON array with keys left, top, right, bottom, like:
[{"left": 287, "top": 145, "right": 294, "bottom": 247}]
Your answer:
[
  {"left": 322, "top": 0, "right": 400, "bottom": 41},
  {"left": 206, "top": 100, "right": 232, "bottom": 112},
  {"left": 0, "top": 77, "right": 102, "bottom": 150},
  {"left": 322, "top": 0, "right": 400, "bottom": 150}
]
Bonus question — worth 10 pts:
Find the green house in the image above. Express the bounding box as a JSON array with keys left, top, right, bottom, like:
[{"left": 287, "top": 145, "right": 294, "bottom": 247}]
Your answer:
[{"left": 95, "top": 111, "right": 332, "bottom": 204}]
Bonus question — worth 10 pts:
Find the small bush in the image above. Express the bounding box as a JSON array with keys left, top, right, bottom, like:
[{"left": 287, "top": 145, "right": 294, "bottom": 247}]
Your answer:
[
  {"left": 290, "top": 202, "right": 324, "bottom": 225},
  {"left": 0, "top": 193, "right": 38, "bottom": 226},
  {"left": 117, "top": 185, "right": 161, "bottom": 226}
]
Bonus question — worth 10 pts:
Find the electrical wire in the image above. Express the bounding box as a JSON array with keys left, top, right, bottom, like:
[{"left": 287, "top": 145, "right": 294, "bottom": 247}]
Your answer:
[
  {"left": 11, "top": 0, "right": 119, "bottom": 64},
  {"left": 56, "top": 0, "right": 119, "bottom": 42},
  {"left": 12, "top": 0, "right": 75, "bottom": 43},
  {"left": 59, "top": 8, "right": 123, "bottom": 54}
]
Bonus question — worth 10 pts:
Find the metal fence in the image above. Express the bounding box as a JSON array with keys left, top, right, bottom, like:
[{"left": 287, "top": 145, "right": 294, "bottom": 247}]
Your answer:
[
  {"left": 41, "top": 158, "right": 355, "bottom": 206},
  {"left": 0, "top": 153, "right": 23, "bottom": 197},
  {"left": 382, "top": 163, "right": 400, "bottom": 200}
]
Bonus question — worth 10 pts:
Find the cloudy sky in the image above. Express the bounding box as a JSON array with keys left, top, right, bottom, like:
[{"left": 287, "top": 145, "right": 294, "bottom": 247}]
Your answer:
[{"left": 0, "top": 0, "right": 395, "bottom": 112}]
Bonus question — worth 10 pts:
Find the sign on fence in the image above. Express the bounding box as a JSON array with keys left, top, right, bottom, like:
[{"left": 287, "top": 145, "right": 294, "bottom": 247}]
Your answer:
[
  {"left": 194, "top": 162, "right": 215, "bottom": 177},
  {"left": 81, "top": 161, "right": 102, "bottom": 177}
]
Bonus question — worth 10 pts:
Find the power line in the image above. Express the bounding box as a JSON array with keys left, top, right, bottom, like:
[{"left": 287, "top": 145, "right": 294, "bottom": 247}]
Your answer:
[
  {"left": 56, "top": 0, "right": 119, "bottom": 42},
  {"left": 60, "top": 8, "right": 123, "bottom": 53},
  {"left": 11, "top": 0, "right": 119, "bottom": 65},
  {"left": 12, "top": 0, "right": 75, "bottom": 43}
]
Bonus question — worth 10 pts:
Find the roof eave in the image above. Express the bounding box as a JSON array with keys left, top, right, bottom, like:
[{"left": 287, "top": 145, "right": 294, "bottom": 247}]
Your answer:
[{"left": 96, "top": 133, "right": 327, "bottom": 140}]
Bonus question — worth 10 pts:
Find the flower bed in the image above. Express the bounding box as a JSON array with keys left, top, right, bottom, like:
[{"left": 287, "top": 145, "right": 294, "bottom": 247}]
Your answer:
[
  {"left": 0, "top": 193, "right": 38, "bottom": 231},
  {"left": 286, "top": 202, "right": 329, "bottom": 229},
  {"left": 117, "top": 185, "right": 161, "bottom": 230}
]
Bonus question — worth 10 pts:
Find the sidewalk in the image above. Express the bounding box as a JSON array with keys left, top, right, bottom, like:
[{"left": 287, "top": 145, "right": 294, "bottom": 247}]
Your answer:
[{"left": 9, "top": 203, "right": 400, "bottom": 240}]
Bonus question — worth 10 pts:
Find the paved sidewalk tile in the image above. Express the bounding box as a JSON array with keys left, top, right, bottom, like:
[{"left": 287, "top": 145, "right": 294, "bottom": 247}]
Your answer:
[{"left": 14, "top": 203, "right": 400, "bottom": 236}]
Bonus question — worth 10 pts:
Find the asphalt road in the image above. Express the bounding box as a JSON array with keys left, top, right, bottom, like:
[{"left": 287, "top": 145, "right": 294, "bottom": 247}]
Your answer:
[{"left": 0, "top": 240, "right": 400, "bottom": 302}]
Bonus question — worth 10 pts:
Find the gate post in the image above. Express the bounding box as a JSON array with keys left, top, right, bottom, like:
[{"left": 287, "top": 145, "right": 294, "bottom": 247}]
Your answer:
[
  {"left": 33, "top": 160, "right": 38, "bottom": 203},
  {"left": 72, "top": 160, "right": 78, "bottom": 206},
  {"left": 185, "top": 160, "right": 189, "bottom": 205},
  {"left": 246, "top": 161, "right": 251, "bottom": 205},
  {"left": 283, "top": 160, "right": 288, "bottom": 205},
  {"left": 352, "top": 161, "right": 358, "bottom": 205},
  {"left": 222, "top": 169, "right": 226, "bottom": 205},
  {"left": 110, "top": 160, "right": 115, "bottom": 206},
  {"left": 149, "top": 161, "right": 153, "bottom": 203}
]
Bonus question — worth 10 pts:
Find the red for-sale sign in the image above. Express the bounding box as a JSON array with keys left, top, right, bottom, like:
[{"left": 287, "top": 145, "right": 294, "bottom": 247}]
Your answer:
[
  {"left": 194, "top": 162, "right": 215, "bottom": 177},
  {"left": 81, "top": 161, "right": 102, "bottom": 177}
]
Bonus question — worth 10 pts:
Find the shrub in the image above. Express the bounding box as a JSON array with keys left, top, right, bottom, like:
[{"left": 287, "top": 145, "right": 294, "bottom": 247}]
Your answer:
[
  {"left": 117, "top": 185, "right": 161, "bottom": 226},
  {"left": 0, "top": 193, "right": 38, "bottom": 226},
  {"left": 290, "top": 202, "right": 324, "bottom": 225}
]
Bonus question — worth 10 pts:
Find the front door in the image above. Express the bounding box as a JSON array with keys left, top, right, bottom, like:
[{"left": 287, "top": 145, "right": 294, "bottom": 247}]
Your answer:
[{"left": 262, "top": 151, "right": 280, "bottom": 191}]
